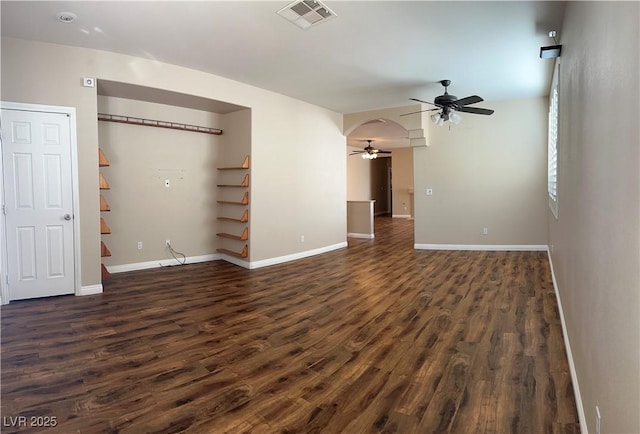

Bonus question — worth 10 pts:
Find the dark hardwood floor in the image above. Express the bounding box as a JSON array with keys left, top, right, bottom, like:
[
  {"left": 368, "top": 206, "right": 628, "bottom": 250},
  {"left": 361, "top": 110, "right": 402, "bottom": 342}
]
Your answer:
[{"left": 1, "top": 217, "right": 579, "bottom": 433}]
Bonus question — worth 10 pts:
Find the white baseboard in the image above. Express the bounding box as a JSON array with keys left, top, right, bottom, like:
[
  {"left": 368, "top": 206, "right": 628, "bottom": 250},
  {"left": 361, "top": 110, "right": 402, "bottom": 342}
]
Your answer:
[
  {"left": 547, "top": 248, "right": 587, "bottom": 433},
  {"left": 249, "top": 242, "right": 347, "bottom": 269},
  {"left": 218, "top": 254, "right": 251, "bottom": 269},
  {"left": 106, "top": 253, "right": 222, "bottom": 274},
  {"left": 347, "top": 233, "right": 375, "bottom": 239},
  {"left": 414, "top": 244, "right": 548, "bottom": 251},
  {"left": 392, "top": 214, "right": 411, "bottom": 219},
  {"left": 78, "top": 284, "right": 103, "bottom": 296}
]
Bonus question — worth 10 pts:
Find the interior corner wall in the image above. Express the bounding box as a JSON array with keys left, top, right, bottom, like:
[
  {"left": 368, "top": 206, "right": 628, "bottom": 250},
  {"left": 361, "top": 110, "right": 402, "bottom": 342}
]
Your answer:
[
  {"left": 1, "top": 37, "right": 345, "bottom": 285},
  {"left": 549, "top": 2, "right": 640, "bottom": 433},
  {"left": 413, "top": 97, "right": 549, "bottom": 247},
  {"left": 97, "top": 96, "right": 223, "bottom": 266}
]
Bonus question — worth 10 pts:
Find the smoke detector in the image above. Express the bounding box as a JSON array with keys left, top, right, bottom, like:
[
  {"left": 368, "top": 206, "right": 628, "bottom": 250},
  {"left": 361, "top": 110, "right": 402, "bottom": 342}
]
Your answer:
[
  {"left": 56, "top": 12, "right": 77, "bottom": 23},
  {"left": 277, "top": 0, "right": 336, "bottom": 30}
]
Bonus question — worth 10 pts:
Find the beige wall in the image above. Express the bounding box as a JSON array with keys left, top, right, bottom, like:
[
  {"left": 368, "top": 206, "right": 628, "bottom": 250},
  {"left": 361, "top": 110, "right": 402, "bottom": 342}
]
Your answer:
[
  {"left": 550, "top": 2, "right": 639, "bottom": 433},
  {"left": 347, "top": 145, "right": 372, "bottom": 200},
  {"left": 1, "top": 38, "right": 345, "bottom": 286},
  {"left": 97, "top": 96, "right": 223, "bottom": 266},
  {"left": 391, "top": 147, "right": 414, "bottom": 217},
  {"left": 413, "top": 97, "right": 549, "bottom": 247}
]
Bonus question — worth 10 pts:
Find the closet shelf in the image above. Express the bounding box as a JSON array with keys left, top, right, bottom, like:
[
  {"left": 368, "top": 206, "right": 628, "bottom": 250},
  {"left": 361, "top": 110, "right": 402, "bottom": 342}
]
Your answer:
[
  {"left": 100, "top": 195, "right": 111, "bottom": 212},
  {"left": 217, "top": 227, "right": 248, "bottom": 241},
  {"left": 99, "top": 148, "right": 111, "bottom": 167},
  {"left": 99, "top": 172, "right": 111, "bottom": 190},
  {"left": 100, "top": 217, "right": 111, "bottom": 234},
  {"left": 101, "top": 264, "right": 111, "bottom": 279},
  {"left": 217, "top": 155, "right": 250, "bottom": 170},
  {"left": 101, "top": 241, "right": 112, "bottom": 257},
  {"left": 217, "top": 174, "right": 249, "bottom": 188},
  {"left": 217, "top": 210, "right": 249, "bottom": 223},
  {"left": 217, "top": 192, "right": 249, "bottom": 205},
  {"left": 217, "top": 245, "right": 248, "bottom": 259}
]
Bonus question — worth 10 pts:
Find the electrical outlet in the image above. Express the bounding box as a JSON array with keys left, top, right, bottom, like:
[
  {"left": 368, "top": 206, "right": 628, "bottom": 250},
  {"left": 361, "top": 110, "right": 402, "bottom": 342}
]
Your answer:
[
  {"left": 300, "top": 235, "right": 305, "bottom": 243},
  {"left": 482, "top": 227, "right": 489, "bottom": 235},
  {"left": 426, "top": 188, "right": 433, "bottom": 196},
  {"left": 137, "top": 241, "right": 143, "bottom": 250},
  {"left": 165, "top": 239, "right": 171, "bottom": 247},
  {"left": 164, "top": 179, "right": 170, "bottom": 188},
  {"left": 596, "top": 406, "right": 601, "bottom": 434}
]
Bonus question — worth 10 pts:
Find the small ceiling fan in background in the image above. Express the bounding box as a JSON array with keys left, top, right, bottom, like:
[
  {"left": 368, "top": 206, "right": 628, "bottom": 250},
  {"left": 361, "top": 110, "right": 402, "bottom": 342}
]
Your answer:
[
  {"left": 402, "top": 80, "right": 494, "bottom": 126},
  {"left": 349, "top": 140, "right": 391, "bottom": 159}
]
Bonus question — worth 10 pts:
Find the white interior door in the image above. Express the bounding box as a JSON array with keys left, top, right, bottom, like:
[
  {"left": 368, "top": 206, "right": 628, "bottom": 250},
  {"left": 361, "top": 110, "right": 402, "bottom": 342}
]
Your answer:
[{"left": 1, "top": 108, "right": 75, "bottom": 300}]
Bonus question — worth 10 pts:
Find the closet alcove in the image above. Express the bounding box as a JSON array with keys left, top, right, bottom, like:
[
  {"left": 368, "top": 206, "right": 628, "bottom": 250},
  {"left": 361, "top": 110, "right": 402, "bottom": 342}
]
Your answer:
[{"left": 97, "top": 80, "right": 251, "bottom": 278}]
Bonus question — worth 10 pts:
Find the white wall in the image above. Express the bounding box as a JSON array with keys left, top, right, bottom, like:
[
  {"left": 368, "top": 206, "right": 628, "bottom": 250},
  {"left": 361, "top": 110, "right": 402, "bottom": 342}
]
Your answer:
[
  {"left": 414, "top": 97, "right": 549, "bottom": 248},
  {"left": 1, "top": 38, "right": 345, "bottom": 284},
  {"left": 550, "top": 3, "right": 639, "bottom": 433}
]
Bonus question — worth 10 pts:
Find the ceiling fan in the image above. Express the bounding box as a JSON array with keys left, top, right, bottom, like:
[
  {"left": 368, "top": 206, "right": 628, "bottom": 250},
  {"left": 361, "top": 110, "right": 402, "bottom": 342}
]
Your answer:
[
  {"left": 349, "top": 140, "right": 391, "bottom": 159},
  {"left": 402, "top": 80, "right": 494, "bottom": 125}
]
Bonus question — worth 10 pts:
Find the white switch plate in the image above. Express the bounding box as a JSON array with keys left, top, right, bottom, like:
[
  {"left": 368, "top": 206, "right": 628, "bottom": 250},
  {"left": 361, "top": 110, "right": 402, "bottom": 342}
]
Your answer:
[
  {"left": 83, "top": 77, "right": 95, "bottom": 87},
  {"left": 426, "top": 188, "right": 433, "bottom": 196},
  {"left": 137, "top": 241, "right": 143, "bottom": 250},
  {"left": 164, "top": 179, "right": 170, "bottom": 188}
]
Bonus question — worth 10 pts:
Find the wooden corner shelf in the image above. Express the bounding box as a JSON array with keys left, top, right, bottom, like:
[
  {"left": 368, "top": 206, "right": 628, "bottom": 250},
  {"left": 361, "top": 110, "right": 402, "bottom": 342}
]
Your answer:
[
  {"left": 99, "top": 172, "right": 111, "bottom": 190},
  {"left": 99, "top": 148, "right": 110, "bottom": 167},
  {"left": 100, "top": 217, "right": 111, "bottom": 234},
  {"left": 217, "top": 191, "right": 249, "bottom": 205},
  {"left": 101, "top": 241, "right": 112, "bottom": 257},
  {"left": 217, "top": 245, "right": 248, "bottom": 259},
  {"left": 217, "top": 209, "right": 249, "bottom": 223},
  {"left": 101, "top": 263, "right": 111, "bottom": 279},
  {"left": 217, "top": 227, "right": 248, "bottom": 241},
  {"left": 217, "top": 155, "right": 250, "bottom": 170},
  {"left": 100, "top": 195, "right": 111, "bottom": 212},
  {"left": 217, "top": 174, "right": 249, "bottom": 188}
]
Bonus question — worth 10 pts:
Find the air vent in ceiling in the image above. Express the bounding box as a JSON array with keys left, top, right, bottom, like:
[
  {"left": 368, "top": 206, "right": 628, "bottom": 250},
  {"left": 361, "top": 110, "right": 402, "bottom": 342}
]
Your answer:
[{"left": 277, "top": 0, "right": 336, "bottom": 30}]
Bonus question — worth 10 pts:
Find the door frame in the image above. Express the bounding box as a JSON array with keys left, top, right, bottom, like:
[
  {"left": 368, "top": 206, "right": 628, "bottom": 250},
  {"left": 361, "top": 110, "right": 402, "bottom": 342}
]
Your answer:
[{"left": 0, "top": 101, "right": 81, "bottom": 304}]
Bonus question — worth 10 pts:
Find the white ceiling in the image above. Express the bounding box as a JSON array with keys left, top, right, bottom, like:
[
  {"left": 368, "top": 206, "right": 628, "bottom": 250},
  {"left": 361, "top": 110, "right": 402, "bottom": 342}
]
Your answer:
[{"left": 2, "top": 1, "right": 566, "bottom": 117}]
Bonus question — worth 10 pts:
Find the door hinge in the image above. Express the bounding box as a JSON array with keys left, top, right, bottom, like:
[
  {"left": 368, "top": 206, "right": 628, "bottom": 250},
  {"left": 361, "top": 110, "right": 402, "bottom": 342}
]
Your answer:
[{"left": 1, "top": 204, "right": 5, "bottom": 215}]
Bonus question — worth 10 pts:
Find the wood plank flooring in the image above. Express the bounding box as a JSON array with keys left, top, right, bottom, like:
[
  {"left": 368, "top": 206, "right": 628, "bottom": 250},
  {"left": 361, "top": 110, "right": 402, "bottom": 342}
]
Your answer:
[{"left": 1, "top": 217, "right": 579, "bottom": 433}]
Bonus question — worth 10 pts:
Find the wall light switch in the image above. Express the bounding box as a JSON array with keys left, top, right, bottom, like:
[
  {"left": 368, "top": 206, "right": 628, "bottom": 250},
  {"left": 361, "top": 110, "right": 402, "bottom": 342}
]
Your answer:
[
  {"left": 426, "top": 188, "right": 433, "bottom": 196},
  {"left": 164, "top": 179, "right": 170, "bottom": 188}
]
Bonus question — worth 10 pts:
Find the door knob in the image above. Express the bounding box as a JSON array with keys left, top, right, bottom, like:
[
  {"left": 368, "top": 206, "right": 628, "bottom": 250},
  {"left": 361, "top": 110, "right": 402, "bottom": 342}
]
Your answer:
[{"left": 64, "top": 214, "right": 72, "bottom": 221}]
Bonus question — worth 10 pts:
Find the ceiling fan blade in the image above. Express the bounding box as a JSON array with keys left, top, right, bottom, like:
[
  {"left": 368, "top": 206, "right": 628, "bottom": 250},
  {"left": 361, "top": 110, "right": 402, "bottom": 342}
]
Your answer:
[
  {"left": 350, "top": 151, "right": 365, "bottom": 155},
  {"left": 409, "top": 97, "right": 441, "bottom": 107},
  {"left": 400, "top": 108, "right": 438, "bottom": 117},
  {"left": 377, "top": 151, "right": 392, "bottom": 154},
  {"left": 457, "top": 106, "right": 494, "bottom": 115},
  {"left": 455, "top": 95, "right": 483, "bottom": 107}
]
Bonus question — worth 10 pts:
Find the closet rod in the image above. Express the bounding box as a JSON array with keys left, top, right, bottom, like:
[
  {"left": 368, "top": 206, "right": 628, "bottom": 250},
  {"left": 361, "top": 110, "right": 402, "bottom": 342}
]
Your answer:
[{"left": 98, "top": 113, "right": 223, "bottom": 135}]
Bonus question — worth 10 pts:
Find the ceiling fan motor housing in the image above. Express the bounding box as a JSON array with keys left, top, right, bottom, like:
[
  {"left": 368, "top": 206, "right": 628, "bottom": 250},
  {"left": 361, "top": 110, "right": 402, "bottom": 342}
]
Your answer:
[{"left": 434, "top": 94, "right": 458, "bottom": 106}]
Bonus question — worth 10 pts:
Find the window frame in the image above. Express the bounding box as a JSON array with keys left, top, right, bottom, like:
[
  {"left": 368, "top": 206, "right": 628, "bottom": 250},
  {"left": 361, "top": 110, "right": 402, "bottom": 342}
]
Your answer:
[{"left": 548, "top": 59, "right": 560, "bottom": 219}]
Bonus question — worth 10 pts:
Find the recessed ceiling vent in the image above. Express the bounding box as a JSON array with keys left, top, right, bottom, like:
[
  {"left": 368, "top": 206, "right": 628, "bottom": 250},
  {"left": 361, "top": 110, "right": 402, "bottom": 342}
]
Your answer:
[{"left": 277, "top": 0, "right": 336, "bottom": 30}]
